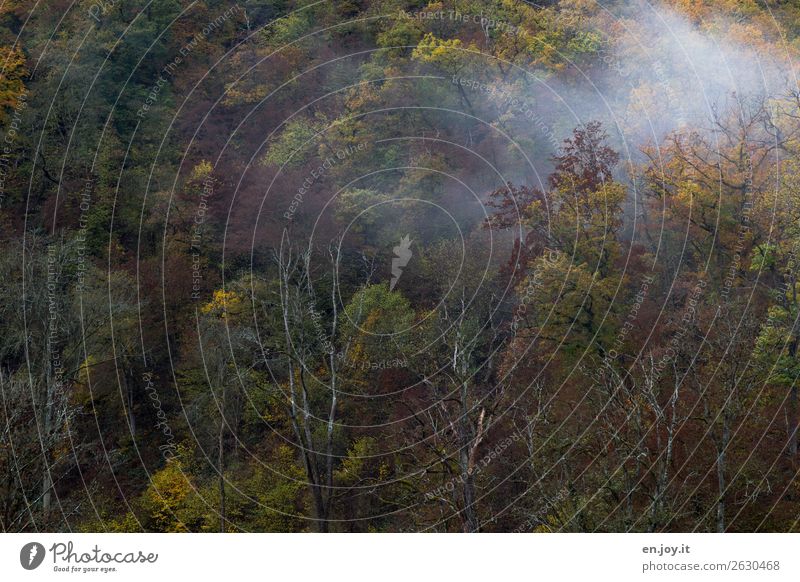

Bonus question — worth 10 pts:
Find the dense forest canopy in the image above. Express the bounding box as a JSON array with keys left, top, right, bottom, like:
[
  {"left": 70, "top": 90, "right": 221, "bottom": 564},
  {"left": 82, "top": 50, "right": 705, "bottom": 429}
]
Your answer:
[{"left": 2, "top": 0, "right": 800, "bottom": 533}]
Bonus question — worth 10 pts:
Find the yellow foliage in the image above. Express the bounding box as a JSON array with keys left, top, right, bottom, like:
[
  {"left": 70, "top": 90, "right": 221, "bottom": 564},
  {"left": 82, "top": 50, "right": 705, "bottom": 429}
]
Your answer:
[
  {"left": 412, "top": 33, "right": 466, "bottom": 73},
  {"left": 77, "top": 355, "right": 97, "bottom": 387},
  {"left": 200, "top": 289, "right": 243, "bottom": 319},
  {"left": 190, "top": 160, "right": 213, "bottom": 182},
  {"left": 0, "top": 45, "right": 27, "bottom": 123},
  {"left": 144, "top": 459, "right": 194, "bottom": 532}
]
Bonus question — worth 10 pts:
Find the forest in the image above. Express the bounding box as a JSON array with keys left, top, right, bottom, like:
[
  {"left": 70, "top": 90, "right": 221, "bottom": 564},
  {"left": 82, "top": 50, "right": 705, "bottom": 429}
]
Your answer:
[{"left": 2, "top": 0, "right": 800, "bottom": 533}]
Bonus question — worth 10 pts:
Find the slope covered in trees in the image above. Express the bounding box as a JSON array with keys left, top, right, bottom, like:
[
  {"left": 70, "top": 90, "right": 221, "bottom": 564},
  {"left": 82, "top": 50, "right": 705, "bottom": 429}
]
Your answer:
[{"left": 2, "top": 0, "right": 800, "bottom": 532}]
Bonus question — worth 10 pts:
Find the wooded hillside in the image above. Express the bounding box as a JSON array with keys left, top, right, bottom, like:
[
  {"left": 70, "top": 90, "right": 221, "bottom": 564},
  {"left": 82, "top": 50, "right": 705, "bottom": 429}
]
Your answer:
[{"left": 2, "top": 0, "right": 800, "bottom": 532}]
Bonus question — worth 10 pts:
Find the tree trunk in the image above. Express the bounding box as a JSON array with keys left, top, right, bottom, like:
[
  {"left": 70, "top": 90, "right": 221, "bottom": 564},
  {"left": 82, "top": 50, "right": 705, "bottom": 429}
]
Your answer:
[
  {"left": 125, "top": 371, "right": 136, "bottom": 437},
  {"left": 218, "top": 413, "right": 226, "bottom": 533},
  {"left": 41, "top": 374, "right": 54, "bottom": 520},
  {"left": 461, "top": 466, "right": 479, "bottom": 533},
  {"left": 458, "top": 385, "right": 480, "bottom": 533},
  {"left": 788, "top": 338, "right": 798, "bottom": 462},
  {"left": 789, "top": 384, "right": 798, "bottom": 461},
  {"left": 716, "top": 418, "right": 730, "bottom": 533}
]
